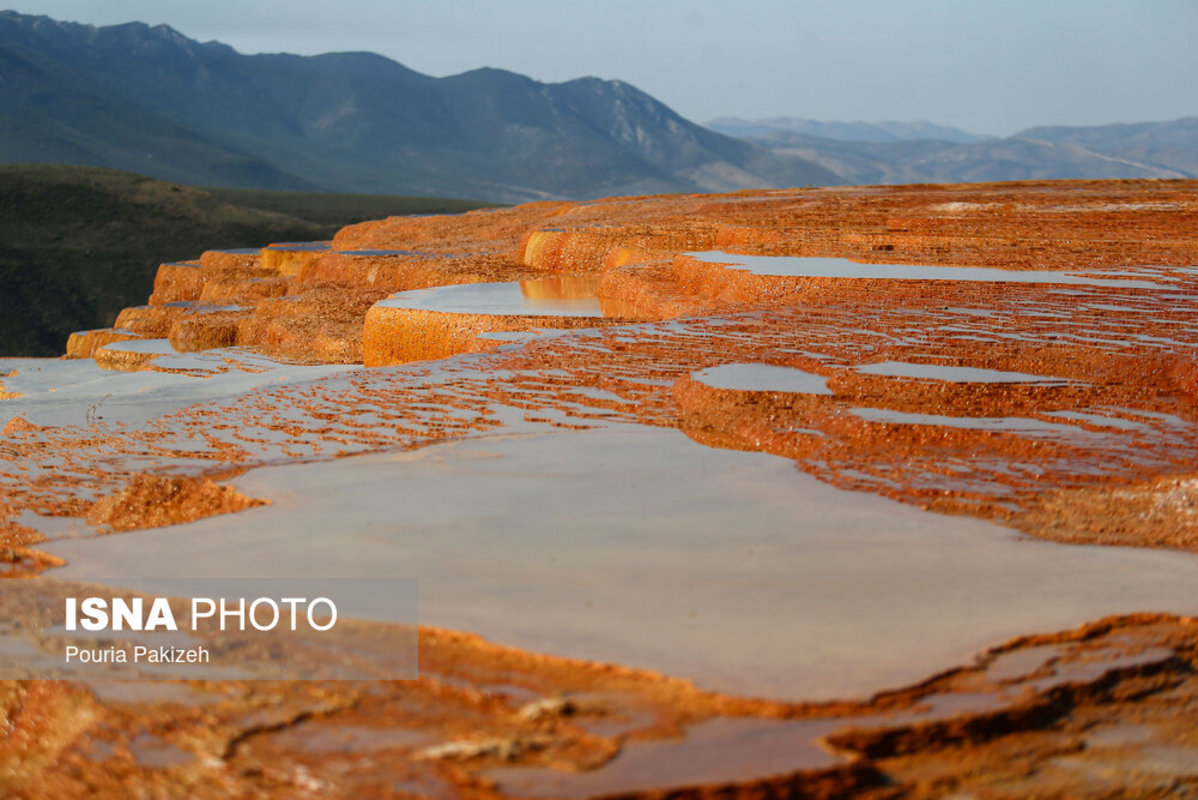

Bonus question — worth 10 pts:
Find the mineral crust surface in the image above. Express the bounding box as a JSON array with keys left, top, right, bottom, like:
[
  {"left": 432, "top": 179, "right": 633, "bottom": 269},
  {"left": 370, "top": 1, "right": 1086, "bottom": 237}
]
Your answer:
[{"left": 3, "top": 179, "right": 1198, "bottom": 798}]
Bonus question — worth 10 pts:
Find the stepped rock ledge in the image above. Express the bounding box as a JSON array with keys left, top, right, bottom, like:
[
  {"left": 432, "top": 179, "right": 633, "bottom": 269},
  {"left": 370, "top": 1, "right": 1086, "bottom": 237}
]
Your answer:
[{"left": 4, "top": 179, "right": 1198, "bottom": 798}]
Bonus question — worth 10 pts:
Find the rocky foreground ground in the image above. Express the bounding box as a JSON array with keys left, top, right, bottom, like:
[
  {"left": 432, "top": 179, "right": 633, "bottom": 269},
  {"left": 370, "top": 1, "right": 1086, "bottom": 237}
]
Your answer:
[{"left": 2, "top": 179, "right": 1198, "bottom": 798}]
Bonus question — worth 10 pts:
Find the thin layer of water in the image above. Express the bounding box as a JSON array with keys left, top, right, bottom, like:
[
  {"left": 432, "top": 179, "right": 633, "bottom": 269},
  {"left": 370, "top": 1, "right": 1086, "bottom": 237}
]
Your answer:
[
  {"left": 687, "top": 251, "right": 1167, "bottom": 289},
  {"left": 692, "top": 363, "right": 833, "bottom": 394},
  {"left": 0, "top": 353, "right": 356, "bottom": 428},
  {"left": 1085, "top": 723, "right": 1159, "bottom": 748},
  {"left": 99, "top": 339, "right": 178, "bottom": 355},
  {"left": 46, "top": 426, "right": 1198, "bottom": 702},
  {"left": 489, "top": 717, "right": 846, "bottom": 798},
  {"left": 85, "top": 681, "right": 225, "bottom": 706},
  {"left": 377, "top": 279, "right": 604, "bottom": 317},
  {"left": 984, "top": 644, "right": 1062, "bottom": 682},
  {"left": 490, "top": 685, "right": 1033, "bottom": 797},
  {"left": 265, "top": 242, "right": 331, "bottom": 252},
  {"left": 1025, "top": 647, "right": 1174, "bottom": 693},
  {"left": 268, "top": 722, "right": 432, "bottom": 754},
  {"left": 851, "top": 408, "right": 1096, "bottom": 436},
  {"left": 1051, "top": 746, "right": 1198, "bottom": 779},
  {"left": 191, "top": 304, "right": 247, "bottom": 314},
  {"left": 130, "top": 733, "right": 195, "bottom": 769},
  {"left": 856, "top": 361, "right": 1072, "bottom": 385}
]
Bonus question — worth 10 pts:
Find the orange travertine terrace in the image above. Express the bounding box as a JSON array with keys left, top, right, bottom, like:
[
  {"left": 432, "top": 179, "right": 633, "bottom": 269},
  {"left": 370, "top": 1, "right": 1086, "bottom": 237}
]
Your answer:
[
  {"left": 3, "top": 179, "right": 1198, "bottom": 798},
  {"left": 60, "top": 179, "right": 1198, "bottom": 543}
]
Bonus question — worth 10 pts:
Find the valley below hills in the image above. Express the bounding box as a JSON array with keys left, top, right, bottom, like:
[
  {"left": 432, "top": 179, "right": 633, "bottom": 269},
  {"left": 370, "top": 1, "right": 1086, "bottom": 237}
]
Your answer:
[{"left": 0, "top": 164, "right": 486, "bottom": 356}]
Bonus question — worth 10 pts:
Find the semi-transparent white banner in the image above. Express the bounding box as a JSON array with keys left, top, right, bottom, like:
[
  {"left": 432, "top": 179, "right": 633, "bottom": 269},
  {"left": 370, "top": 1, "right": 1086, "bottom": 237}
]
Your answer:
[{"left": 0, "top": 577, "right": 417, "bottom": 680}]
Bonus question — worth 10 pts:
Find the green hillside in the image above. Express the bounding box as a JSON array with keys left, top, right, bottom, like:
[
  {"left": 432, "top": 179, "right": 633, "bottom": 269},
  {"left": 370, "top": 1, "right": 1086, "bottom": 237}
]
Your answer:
[{"left": 0, "top": 164, "right": 488, "bottom": 356}]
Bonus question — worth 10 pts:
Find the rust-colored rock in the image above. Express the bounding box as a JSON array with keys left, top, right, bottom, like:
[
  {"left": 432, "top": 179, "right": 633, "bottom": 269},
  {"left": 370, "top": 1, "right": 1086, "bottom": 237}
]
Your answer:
[
  {"left": 364, "top": 305, "right": 605, "bottom": 366},
  {"left": 85, "top": 179, "right": 1198, "bottom": 371},
  {"left": 261, "top": 242, "right": 331, "bottom": 277},
  {"left": 0, "top": 373, "right": 19, "bottom": 400},
  {"left": 1, "top": 416, "right": 45, "bottom": 436},
  {"left": 85, "top": 474, "right": 267, "bottom": 532},
  {"left": 64, "top": 328, "right": 146, "bottom": 359},
  {"left": 167, "top": 307, "right": 251, "bottom": 352},
  {"left": 93, "top": 343, "right": 164, "bottom": 372},
  {"left": 1017, "top": 473, "right": 1198, "bottom": 551},
  {"left": 198, "top": 274, "right": 291, "bottom": 304},
  {"left": 16, "top": 179, "right": 1198, "bottom": 797},
  {"left": 148, "top": 261, "right": 206, "bottom": 304},
  {"left": 243, "top": 284, "right": 392, "bottom": 362},
  {"left": 113, "top": 303, "right": 193, "bottom": 337}
]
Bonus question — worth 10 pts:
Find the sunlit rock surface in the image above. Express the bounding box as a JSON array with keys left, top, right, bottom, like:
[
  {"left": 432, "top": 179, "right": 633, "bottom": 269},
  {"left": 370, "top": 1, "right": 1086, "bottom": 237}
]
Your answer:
[{"left": 3, "top": 179, "right": 1198, "bottom": 798}]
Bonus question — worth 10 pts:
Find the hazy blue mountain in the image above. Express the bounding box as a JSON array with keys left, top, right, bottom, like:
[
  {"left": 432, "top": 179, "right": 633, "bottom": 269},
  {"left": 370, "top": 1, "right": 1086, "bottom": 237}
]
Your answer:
[
  {"left": 1016, "top": 118, "right": 1198, "bottom": 178},
  {"left": 715, "top": 116, "right": 1197, "bottom": 185},
  {"left": 707, "top": 117, "right": 991, "bottom": 144},
  {"left": 0, "top": 11, "right": 838, "bottom": 202},
  {"left": 872, "top": 120, "right": 994, "bottom": 144},
  {"left": 754, "top": 131, "right": 1189, "bottom": 186}
]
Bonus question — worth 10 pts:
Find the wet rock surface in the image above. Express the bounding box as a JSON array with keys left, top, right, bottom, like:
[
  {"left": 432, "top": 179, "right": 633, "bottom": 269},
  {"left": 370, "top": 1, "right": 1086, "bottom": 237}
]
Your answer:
[
  {"left": 2, "top": 179, "right": 1198, "bottom": 797},
  {"left": 84, "top": 474, "right": 267, "bottom": 533}
]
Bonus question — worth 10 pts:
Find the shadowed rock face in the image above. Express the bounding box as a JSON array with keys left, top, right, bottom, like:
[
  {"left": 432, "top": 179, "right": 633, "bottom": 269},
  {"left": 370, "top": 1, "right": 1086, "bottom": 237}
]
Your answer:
[{"left": 4, "top": 178, "right": 1198, "bottom": 797}]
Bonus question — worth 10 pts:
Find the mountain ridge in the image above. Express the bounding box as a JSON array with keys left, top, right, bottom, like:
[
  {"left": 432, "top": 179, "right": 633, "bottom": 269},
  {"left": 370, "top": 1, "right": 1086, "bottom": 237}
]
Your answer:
[
  {"left": 0, "top": 11, "right": 837, "bottom": 202},
  {"left": 716, "top": 116, "right": 1198, "bottom": 185},
  {"left": 6, "top": 10, "right": 1193, "bottom": 201},
  {"left": 707, "top": 116, "right": 992, "bottom": 144}
]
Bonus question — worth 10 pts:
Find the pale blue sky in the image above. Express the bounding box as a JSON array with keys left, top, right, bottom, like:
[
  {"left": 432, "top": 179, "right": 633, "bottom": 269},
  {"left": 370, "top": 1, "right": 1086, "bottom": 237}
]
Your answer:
[{"left": 11, "top": 1, "right": 1197, "bottom": 136}]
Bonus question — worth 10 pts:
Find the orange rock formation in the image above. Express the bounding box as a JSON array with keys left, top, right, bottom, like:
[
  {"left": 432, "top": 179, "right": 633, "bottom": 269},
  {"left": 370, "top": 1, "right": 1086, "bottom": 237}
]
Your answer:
[
  {"left": 3, "top": 179, "right": 1197, "bottom": 797},
  {"left": 85, "top": 474, "right": 267, "bottom": 533}
]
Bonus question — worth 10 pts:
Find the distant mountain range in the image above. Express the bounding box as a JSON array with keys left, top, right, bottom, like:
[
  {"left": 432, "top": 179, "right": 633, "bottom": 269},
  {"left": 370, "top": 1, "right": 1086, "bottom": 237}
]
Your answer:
[
  {"left": 0, "top": 11, "right": 835, "bottom": 202},
  {"left": 2, "top": 11, "right": 1195, "bottom": 204},
  {"left": 707, "top": 117, "right": 992, "bottom": 145},
  {"left": 707, "top": 116, "right": 1198, "bottom": 184}
]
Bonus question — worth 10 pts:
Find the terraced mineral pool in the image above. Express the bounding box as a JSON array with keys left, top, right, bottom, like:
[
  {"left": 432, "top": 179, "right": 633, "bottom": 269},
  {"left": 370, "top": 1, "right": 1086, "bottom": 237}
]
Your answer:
[
  {"left": 377, "top": 279, "right": 606, "bottom": 316},
  {"left": 850, "top": 407, "right": 1099, "bottom": 436},
  {"left": 45, "top": 425, "right": 1198, "bottom": 701},
  {"left": 264, "top": 241, "right": 331, "bottom": 252},
  {"left": 692, "top": 363, "right": 833, "bottom": 394},
  {"left": 189, "top": 304, "right": 248, "bottom": 314},
  {"left": 489, "top": 717, "right": 847, "bottom": 797},
  {"left": 97, "top": 339, "right": 178, "bottom": 356},
  {"left": 855, "top": 361, "right": 1074, "bottom": 384},
  {"left": 487, "top": 686, "right": 1030, "bottom": 797},
  {"left": 688, "top": 251, "right": 1167, "bottom": 289},
  {"left": 0, "top": 353, "right": 356, "bottom": 427}
]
